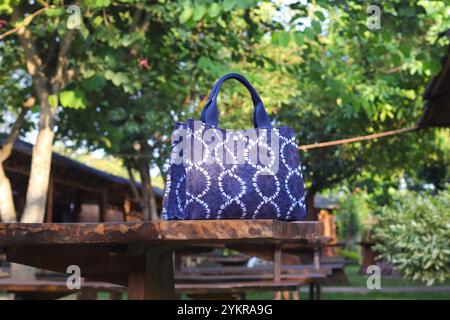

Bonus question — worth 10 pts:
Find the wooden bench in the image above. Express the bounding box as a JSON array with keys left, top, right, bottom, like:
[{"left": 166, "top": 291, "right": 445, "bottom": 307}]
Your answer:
[
  {"left": 0, "top": 268, "right": 9, "bottom": 279},
  {"left": 0, "top": 278, "right": 125, "bottom": 300},
  {"left": 176, "top": 280, "right": 306, "bottom": 300},
  {"left": 175, "top": 264, "right": 328, "bottom": 300},
  {"left": 320, "top": 256, "right": 348, "bottom": 285}
]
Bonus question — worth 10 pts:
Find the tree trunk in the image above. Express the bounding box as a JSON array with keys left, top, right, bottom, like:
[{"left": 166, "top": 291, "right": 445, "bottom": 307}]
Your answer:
[
  {"left": 21, "top": 126, "right": 54, "bottom": 223},
  {"left": 0, "top": 165, "right": 16, "bottom": 222},
  {"left": 0, "top": 107, "right": 28, "bottom": 223},
  {"left": 138, "top": 160, "right": 158, "bottom": 221},
  {"left": 305, "top": 185, "right": 320, "bottom": 221}
]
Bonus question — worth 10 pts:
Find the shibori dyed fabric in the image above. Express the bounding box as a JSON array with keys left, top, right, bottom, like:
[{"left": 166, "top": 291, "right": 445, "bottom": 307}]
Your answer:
[{"left": 162, "top": 73, "right": 306, "bottom": 221}]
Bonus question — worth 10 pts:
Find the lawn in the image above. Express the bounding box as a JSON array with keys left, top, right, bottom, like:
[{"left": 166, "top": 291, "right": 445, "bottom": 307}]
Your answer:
[{"left": 246, "top": 265, "right": 450, "bottom": 300}]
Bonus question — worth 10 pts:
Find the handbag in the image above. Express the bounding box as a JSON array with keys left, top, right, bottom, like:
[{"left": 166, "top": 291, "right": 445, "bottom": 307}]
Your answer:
[{"left": 162, "top": 73, "right": 306, "bottom": 221}]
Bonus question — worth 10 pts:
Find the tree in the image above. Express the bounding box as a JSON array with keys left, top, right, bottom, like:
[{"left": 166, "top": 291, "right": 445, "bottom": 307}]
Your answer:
[
  {"left": 267, "top": 0, "right": 450, "bottom": 218},
  {"left": 0, "top": 1, "right": 79, "bottom": 222},
  {"left": 55, "top": 0, "right": 290, "bottom": 220}
]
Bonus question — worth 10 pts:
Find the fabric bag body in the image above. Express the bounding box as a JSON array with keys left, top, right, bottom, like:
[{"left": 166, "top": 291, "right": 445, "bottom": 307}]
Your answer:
[{"left": 162, "top": 74, "right": 306, "bottom": 221}]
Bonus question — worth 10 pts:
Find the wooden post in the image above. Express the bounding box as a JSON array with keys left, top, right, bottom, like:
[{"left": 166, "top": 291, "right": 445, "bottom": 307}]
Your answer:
[
  {"left": 100, "top": 190, "right": 108, "bottom": 222},
  {"left": 313, "top": 248, "right": 320, "bottom": 270},
  {"left": 308, "top": 283, "right": 315, "bottom": 300},
  {"left": 110, "top": 292, "right": 122, "bottom": 300},
  {"left": 273, "top": 246, "right": 281, "bottom": 282},
  {"left": 74, "top": 190, "right": 82, "bottom": 222},
  {"left": 77, "top": 290, "right": 97, "bottom": 300},
  {"left": 316, "top": 283, "right": 321, "bottom": 300},
  {"left": 123, "top": 196, "right": 131, "bottom": 222},
  {"left": 127, "top": 250, "right": 176, "bottom": 300},
  {"left": 45, "top": 175, "right": 54, "bottom": 223}
]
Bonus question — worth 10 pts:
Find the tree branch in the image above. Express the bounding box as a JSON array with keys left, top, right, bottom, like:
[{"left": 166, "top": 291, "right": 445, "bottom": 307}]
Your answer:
[
  {"left": 12, "top": 9, "right": 47, "bottom": 90},
  {"left": 126, "top": 164, "right": 142, "bottom": 204},
  {"left": 1, "top": 7, "right": 47, "bottom": 41},
  {"left": 51, "top": 29, "right": 75, "bottom": 93},
  {"left": 12, "top": 7, "right": 51, "bottom": 127},
  {"left": 0, "top": 108, "right": 27, "bottom": 163}
]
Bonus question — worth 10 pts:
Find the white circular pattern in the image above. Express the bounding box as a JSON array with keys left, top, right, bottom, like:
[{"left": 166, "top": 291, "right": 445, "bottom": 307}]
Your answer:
[
  {"left": 284, "top": 169, "right": 305, "bottom": 219},
  {"left": 162, "top": 120, "right": 306, "bottom": 220},
  {"left": 218, "top": 170, "right": 246, "bottom": 201}
]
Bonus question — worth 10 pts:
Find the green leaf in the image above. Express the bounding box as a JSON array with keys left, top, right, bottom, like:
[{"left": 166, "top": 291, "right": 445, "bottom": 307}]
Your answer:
[
  {"left": 100, "top": 136, "right": 112, "bottom": 149},
  {"left": 45, "top": 8, "right": 64, "bottom": 17},
  {"left": 312, "top": 21, "right": 322, "bottom": 34},
  {"left": 193, "top": 5, "right": 206, "bottom": 21},
  {"left": 304, "top": 27, "right": 315, "bottom": 40},
  {"left": 428, "top": 59, "right": 441, "bottom": 76},
  {"left": 82, "top": 75, "right": 106, "bottom": 92},
  {"left": 48, "top": 94, "right": 59, "bottom": 108},
  {"left": 110, "top": 72, "right": 129, "bottom": 86},
  {"left": 223, "top": 0, "right": 236, "bottom": 12},
  {"left": 293, "top": 32, "right": 304, "bottom": 46},
  {"left": 85, "top": 0, "right": 110, "bottom": 8},
  {"left": 217, "top": 17, "right": 226, "bottom": 28},
  {"left": 314, "top": 11, "right": 326, "bottom": 21},
  {"left": 197, "top": 56, "right": 210, "bottom": 69},
  {"left": 104, "top": 70, "right": 115, "bottom": 80},
  {"left": 59, "top": 90, "right": 87, "bottom": 109},
  {"left": 236, "top": 0, "right": 249, "bottom": 9},
  {"left": 179, "top": 4, "right": 193, "bottom": 23},
  {"left": 277, "top": 31, "right": 290, "bottom": 47},
  {"left": 208, "top": 3, "right": 222, "bottom": 18},
  {"left": 82, "top": 69, "right": 96, "bottom": 79}
]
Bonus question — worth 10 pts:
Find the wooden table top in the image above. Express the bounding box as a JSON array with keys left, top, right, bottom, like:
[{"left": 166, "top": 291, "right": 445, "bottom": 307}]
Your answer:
[{"left": 0, "top": 219, "right": 323, "bottom": 246}]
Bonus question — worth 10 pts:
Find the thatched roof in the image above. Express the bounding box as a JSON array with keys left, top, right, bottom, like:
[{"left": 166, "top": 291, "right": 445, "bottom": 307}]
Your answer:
[{"left": 420, "top": 38, "right": 450, "bottom": 127}]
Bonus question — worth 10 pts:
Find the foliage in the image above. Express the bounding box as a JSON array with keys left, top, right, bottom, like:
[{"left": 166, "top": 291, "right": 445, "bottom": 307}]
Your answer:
[
  {"left": 336, "top": 190, "right": 372, "bottom": 247},
  {"left": 373, "top": 187, "right": 450, "bottom": 285},
  {"left": 339, "top": 249, "right": 362, "bottom": 263},
  {"left": 1, "top": 0, "right": 449, "bottom": 220},
  {"left": 271, "top": 0, "right": 450, "bottom": 211}
]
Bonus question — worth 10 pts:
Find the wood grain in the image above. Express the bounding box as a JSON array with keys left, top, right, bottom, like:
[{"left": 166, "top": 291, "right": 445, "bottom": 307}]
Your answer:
[{"left": 0, "top": 220, "right": 323, "bottom": 246}]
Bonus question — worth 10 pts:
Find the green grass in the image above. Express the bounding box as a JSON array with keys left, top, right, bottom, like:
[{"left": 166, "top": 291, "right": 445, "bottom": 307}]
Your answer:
[
  {"left": 245, "top": 291, "right": 450, "bottom": 300},
  {"left": 341, "top": 265, "right": 450, "bottom": 288},
  {"left": 245, "top": 266, "right": 450, "bottom": 300}
]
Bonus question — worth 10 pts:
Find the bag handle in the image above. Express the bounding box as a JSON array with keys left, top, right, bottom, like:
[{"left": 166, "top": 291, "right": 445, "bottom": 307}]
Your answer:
[{"left": 200, "top": 73, "right": 272, "bottom": 128}]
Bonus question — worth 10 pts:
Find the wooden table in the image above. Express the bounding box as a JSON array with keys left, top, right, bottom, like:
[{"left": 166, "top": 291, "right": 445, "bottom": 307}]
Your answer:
[{"left": 0, "top": 220, "right": 323, "bottom": 300}]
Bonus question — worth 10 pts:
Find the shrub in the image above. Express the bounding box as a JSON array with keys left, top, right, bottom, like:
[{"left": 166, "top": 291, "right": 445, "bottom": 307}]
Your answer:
[
  {"left": 340, "top": 249, "right": 362, "bottom": 263},
  {"left": 373, "top": 187, "right": 450, "bottom": 285}
]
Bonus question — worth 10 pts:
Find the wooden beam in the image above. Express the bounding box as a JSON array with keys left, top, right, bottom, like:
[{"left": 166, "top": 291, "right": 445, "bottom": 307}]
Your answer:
[
  {"left": 45, "top": 174, "right": 54, "bottom": 223},
  {"left": 4, "top": 165, "right": 106, "bottom": 194},
  {"left": 128, "top": 251, "right": 176, "bottom": 300},
  {"left": 273, "top": 246, "right": 281, "bottom": 282},
  {"left": 0, "top": 220, "right": 324, "bottom": 246},
  {"left": 99, "top": 190, "right": 108, "bottom": 222}
]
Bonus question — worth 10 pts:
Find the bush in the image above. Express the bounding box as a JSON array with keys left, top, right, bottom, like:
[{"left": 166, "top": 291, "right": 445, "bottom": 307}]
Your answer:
[
  {"left": 340, "top": 249, "right": 362, "bottom": 263},
  {"left": 373, "top": 187, "right": 450, "bottom": 285}
]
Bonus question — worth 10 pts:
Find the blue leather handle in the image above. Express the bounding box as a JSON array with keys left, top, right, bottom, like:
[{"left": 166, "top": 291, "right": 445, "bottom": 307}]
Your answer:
[{"left": 200, "top": 73, "right": 272, "bottom": 128}]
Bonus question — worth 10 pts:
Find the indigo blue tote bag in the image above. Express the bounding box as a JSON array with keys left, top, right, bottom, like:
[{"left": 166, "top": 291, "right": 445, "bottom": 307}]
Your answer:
[{"left": 162, "top": 73, "right": 306, "bottom": 221}]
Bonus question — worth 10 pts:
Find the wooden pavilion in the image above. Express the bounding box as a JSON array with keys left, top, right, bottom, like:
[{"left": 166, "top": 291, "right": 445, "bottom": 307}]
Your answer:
[{"left": 1, "top": 139, "right": 163, "bottom": 223}]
